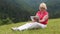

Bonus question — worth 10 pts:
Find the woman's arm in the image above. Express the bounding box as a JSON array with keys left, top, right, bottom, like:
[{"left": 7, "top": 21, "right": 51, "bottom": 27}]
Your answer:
[
  {"left": 31, "top": 16, "right": 39, "bottom": 22},
  {"left": 39, "top": 14, "right": 48, "bottom": 22}
]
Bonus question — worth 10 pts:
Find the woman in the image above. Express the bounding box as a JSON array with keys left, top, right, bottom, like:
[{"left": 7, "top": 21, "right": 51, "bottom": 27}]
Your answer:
[{"left": 12, "top": 3, "right": 49, "bottom": 31}]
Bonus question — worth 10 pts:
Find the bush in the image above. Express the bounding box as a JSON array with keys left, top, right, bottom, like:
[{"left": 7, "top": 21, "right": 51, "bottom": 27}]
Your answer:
[{"left": 0, "top": 18, "right": 13, "bottom": 25}]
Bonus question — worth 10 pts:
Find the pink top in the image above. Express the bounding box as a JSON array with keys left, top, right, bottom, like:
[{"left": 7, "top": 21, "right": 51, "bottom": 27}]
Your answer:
[{"left": 36, "top": 10, "right": 48, "bottom": 25}]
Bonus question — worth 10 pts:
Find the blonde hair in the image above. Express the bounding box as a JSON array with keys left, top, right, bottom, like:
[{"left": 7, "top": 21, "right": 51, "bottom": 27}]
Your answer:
[{"left": 39, "top": 3, "right": 47, "bottom": 10}]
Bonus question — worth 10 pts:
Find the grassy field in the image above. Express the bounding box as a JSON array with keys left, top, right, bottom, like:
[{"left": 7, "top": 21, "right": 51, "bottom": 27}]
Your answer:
[{"left": 0, "top": 18, "right": 60, "bottom": 34}]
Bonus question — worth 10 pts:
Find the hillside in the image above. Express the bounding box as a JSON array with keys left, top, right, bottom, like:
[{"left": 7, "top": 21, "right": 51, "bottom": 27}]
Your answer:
[{"left": 0, "top": 18, "right": 60, "bottom": 34}]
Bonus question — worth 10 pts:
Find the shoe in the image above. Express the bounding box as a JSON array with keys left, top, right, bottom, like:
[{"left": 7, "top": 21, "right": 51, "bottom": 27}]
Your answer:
[{"left": 11, "top": 27, "right": 18, "bottom": 31}]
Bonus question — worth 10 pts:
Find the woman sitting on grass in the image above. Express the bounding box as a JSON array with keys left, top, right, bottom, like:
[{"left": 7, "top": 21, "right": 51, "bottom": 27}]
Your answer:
[{"left": 12, "top": 2, "right": 49, "bottom": 31}]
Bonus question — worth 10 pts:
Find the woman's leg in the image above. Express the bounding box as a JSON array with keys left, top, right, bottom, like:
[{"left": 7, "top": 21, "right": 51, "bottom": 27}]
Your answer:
[
  {"left": 36, "top": 23, "right": 47, "bottom": 29},
  {"left": 17, "top": 23, "right": 33, "bottom": 31},
  {"left": 12, "top": 22, "right": 47, "bottom": 31},
  {"left": 12, "top": 23, "right": 32, "bottom": 31},
  {"left": 12, "top": 22, "right": 39, "bottom": 31},
  {"left": 17, "top": 22, "right": 40, "bottom": 31}
]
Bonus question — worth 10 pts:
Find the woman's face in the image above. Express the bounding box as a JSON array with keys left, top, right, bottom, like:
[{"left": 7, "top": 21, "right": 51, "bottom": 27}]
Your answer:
[{"left": 39, "top": 7, "right": 45, "bottom": 11}]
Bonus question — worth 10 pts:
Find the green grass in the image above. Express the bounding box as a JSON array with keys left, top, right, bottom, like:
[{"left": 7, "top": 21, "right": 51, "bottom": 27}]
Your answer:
[{"left": 0, "top": 18, "right": 60, "bottom": 34}]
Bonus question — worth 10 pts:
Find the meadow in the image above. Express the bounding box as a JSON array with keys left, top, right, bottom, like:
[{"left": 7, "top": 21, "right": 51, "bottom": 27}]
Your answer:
[{"left": 0, "top": 18, "right": 60, "bottom": 34}]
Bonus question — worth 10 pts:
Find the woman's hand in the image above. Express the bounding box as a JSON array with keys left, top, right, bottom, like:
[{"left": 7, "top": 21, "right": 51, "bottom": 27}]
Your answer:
[
  {"left": 39, "top": 14, "right": 48, "bottom": 23},
  {"left": 32, "top": 18, "right": 38, "bottom": 22}
]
